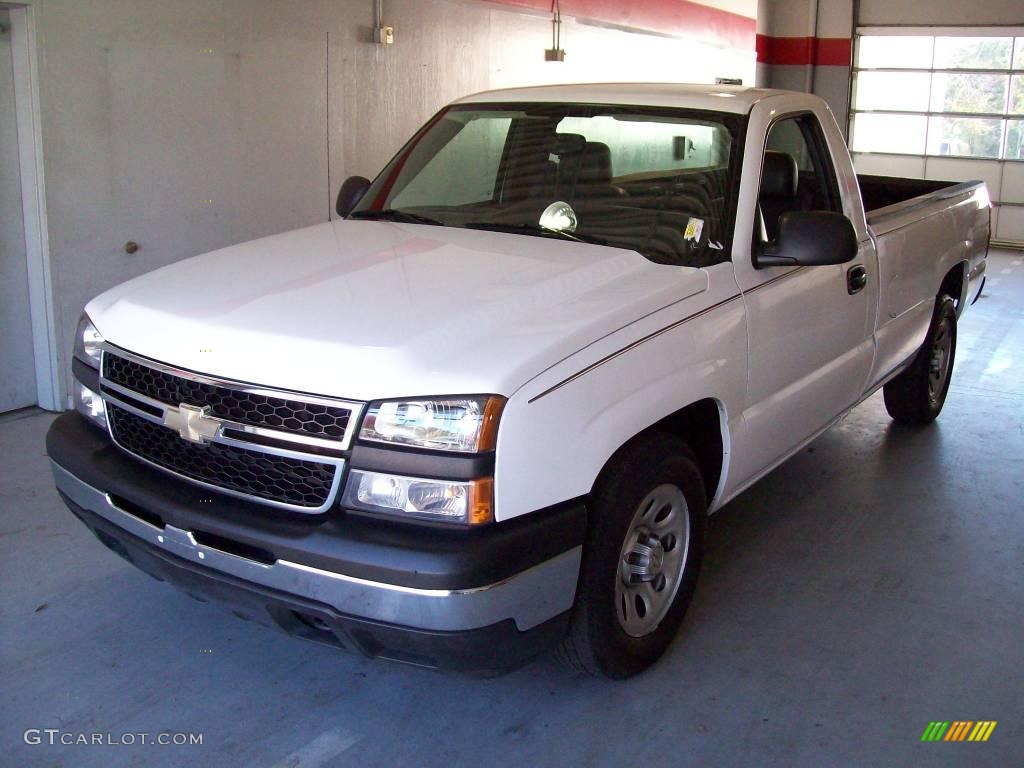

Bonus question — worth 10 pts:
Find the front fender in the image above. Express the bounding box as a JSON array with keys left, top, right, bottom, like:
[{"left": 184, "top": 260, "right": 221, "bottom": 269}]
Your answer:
[{"left": 493, "top": 281, "right": 747, "bottom": 521}]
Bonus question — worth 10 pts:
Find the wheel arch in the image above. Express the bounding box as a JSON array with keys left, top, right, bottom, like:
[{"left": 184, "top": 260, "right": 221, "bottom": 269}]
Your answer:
[
  {"left": 939, "top": 259, "right": 969, "bottom": 317},
  {"left": 592, "top": 398, "right": 728, "bottom": 514}
]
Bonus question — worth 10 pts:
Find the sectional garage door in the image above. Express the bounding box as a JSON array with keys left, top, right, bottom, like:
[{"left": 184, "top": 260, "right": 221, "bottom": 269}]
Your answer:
[{"left": 849, "top": 27, "right": 1024, "bottom": 246}]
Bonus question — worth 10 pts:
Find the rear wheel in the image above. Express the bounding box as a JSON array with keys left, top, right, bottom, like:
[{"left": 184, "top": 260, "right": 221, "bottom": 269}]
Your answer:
[
  {"left": 557, "top": 432, "right": 705, "bottom": 678},
  {"left": 883, "top": 294, "right": 957, "bottom": 425}
]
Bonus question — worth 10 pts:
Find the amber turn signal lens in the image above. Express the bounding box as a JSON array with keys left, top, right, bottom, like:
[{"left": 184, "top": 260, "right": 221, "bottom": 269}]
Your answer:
[
  {"left": 467, "top": 476, "right": 494, "bottom": 525},
  {"left": 477, "top": 397, "right": 505, "bottom": 452}
]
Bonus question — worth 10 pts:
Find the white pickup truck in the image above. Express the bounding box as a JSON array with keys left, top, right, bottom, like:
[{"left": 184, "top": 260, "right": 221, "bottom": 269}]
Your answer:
[{"left": 48, "top": 84, "right": 989, "bottom": 678}]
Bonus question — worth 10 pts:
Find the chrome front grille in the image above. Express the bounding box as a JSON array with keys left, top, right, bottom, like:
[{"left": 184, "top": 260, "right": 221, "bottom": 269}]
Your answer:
[
  {"left": 108, "top": 405, "right": 338, "bottom": 507},
  {"left": 98, "top": 346, "right": 361, "bottom": 513},
  {"left": 104, "top": 354, "right": 352, "bottom": 440}
]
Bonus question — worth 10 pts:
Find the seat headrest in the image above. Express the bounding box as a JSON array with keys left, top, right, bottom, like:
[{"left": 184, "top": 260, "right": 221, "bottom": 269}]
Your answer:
[
  {"left": 554, "top": 133, "right": 586, "bottom": 157},
  {"left": 760, "top": 151, "right": 798, "bottom": 198},
  {"left": 580, "top": 141, "right": 613, "bottom": 184}
]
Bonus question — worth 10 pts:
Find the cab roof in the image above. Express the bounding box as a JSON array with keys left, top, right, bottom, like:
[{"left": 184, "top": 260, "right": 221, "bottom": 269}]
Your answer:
[{"left": 452, "top": 82, "right": 789, "bottom": 115}]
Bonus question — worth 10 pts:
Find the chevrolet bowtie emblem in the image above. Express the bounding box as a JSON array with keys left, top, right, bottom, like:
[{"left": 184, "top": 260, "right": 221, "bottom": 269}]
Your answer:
[{"left": 163, "top": 403, "right": 221, "bottom": 444}]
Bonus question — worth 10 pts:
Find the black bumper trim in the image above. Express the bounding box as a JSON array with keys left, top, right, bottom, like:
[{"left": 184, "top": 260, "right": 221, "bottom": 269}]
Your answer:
[
  {"left": 66, "top": 498, "right": 568, "bottom": 675},
  {"left": 72, "top": 356, "right": 100, "bottom": 391},
  {"left": 349, "top": 442, "right": 495, "bottom": 481},
  {"left": 46, "top": 412, "right": 587, "bottom": 591}
]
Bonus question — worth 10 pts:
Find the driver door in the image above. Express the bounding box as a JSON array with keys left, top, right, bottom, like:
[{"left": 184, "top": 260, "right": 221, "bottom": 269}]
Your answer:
[{"left": 731, "top": 111, "right": 876, "bottom": 484}]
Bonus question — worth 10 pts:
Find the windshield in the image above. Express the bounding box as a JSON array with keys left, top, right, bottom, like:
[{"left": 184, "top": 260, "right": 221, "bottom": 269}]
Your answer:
[{"left": 351, "top": 103, "right": 744, "bottom": 266}]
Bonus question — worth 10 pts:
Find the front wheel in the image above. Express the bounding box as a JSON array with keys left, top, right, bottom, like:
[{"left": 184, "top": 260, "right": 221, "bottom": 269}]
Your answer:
[
  {"left": 883, "top": 294, "right": 957, "bottom": 425},
  {"left": 557, "top": 432, "right": 705, "bottom": 678}
]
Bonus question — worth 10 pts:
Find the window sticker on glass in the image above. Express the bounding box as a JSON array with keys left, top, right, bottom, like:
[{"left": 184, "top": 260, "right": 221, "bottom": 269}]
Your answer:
[{"left": 684, "top": 217, "right": 704, "bottom": 242}]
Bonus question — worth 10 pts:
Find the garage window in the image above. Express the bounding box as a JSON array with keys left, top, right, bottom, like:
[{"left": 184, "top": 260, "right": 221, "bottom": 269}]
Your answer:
[
  {"left": 851, "top": 34, "right": 1023, "bottom": 160},
  {"left": 849, "top": 29, "right": 1024, "bottom": 245}
]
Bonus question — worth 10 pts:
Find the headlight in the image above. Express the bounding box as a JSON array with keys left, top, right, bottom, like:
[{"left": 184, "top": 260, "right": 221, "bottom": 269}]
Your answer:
[
  {"left": 74, "top": 380, "right": 107, "bottom": 429},
  {"left": 359, "top": 396, "right": 504, "bottom": 453},
  {"left": 342, "top": 470, "right": 493, "bottom": 525},
  {"left": 74, "top": 314, "right": 104, "bottom": 369}
]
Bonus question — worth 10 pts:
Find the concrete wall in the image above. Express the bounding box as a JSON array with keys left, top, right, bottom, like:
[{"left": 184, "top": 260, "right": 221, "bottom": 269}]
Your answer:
[
  {"left": 756, "top": 0, "right": 853, "bottom": 134},
  {"left": 0, "top": 11, "right": 37, "bottom": 411},
  {"left": 29, "top": 0, "right": 756, "bottom": 407},
  {"left": 325, "top": 0, "right": 757, "bottom": 199}
]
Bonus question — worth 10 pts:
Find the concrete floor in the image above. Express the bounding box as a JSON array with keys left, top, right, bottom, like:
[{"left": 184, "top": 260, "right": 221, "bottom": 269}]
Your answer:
[{"left": 3, "top": 249, "right": 1022, "bottom": 768}]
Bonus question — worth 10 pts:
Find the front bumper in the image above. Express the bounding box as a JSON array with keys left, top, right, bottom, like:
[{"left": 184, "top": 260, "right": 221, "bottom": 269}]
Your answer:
[{"left": 47, "top": 413, "right": 585, "bottom": 674}]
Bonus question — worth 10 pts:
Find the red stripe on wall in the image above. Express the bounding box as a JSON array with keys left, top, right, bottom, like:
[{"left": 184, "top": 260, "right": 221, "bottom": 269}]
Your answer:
[
  {"left": 756, "top": 35, "right": 851, "bottom": 67},
  {"left": 484, "top": 0, "right": 756, "bottom": 51}
]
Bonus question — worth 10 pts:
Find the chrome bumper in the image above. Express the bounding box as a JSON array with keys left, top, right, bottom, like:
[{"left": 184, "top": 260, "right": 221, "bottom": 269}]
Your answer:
[{"left": 51, "top": 461, "right": 580, "bottom": 632}]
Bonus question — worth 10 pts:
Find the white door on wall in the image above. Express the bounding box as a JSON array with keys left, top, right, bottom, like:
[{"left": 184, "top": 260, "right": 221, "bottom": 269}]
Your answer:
[{"left": 0, "top": 11, "right": 37, "bottom": 413}]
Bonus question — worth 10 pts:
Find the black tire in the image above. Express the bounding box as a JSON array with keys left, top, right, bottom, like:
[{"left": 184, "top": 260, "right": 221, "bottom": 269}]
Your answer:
[
  {"left": 556, "top": 432, "right": 705, "bottom": 679},
  {"left": 883, "top": 294, "right": 957, "bottom": 425}
]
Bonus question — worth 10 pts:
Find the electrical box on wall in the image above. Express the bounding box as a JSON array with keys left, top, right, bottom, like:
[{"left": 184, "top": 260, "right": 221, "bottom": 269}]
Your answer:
[
  {"left": 545, "top": 0, "right": 565, "bottom": 61},
  {"left": 375, "top": 26, "right": 394, "bottom": 45}
]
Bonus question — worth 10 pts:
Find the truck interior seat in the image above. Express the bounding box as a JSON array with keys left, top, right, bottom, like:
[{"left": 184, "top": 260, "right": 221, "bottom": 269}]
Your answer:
[
  {"left": 579, "top": 142, "right": 626, "bottom": 198},
  {"left": 758, "top": 150, "right": 799, "bottom": 242},
  {"left": 548, "top": 135, "right": 625, "bottom": 200}
]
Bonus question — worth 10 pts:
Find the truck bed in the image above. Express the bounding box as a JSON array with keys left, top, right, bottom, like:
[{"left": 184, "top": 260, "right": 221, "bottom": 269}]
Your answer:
[{"left": 857, "top": 174, "right": 986, "bottom": 229}]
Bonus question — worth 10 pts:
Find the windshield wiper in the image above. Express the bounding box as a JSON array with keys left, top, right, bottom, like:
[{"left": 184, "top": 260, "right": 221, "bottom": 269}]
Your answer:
[
  {"left": 350, "top": 209, "right": 444, "bottom": 226},
  {"left": 463, "top": 221, "right": 607, "bottom": 246}
]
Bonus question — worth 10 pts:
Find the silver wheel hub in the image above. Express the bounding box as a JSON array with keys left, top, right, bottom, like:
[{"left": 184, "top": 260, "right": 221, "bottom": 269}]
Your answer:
[
  {"left": 615, "top": 484, "right": 690, "bottom": 638},
  {"left": 622, "top": 532, "right": 665, "bottom": 583},
  {"left": 928, "top": 318, "right": 953, "bottom": 400}
]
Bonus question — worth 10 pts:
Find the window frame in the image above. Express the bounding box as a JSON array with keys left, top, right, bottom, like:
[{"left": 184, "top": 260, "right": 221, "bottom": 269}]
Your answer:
[{"left": 751, "top": 111, "right": 844, "bottom": 258}]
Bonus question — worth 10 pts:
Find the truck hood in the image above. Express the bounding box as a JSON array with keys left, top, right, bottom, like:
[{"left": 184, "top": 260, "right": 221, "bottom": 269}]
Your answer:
[{"left": 87, "top": 220, "right": 708, "bottom": 401}]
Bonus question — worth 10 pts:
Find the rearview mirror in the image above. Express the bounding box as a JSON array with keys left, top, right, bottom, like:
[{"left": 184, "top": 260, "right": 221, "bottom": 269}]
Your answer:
[
  {"left": 755, "top": 211, "right": 857, "bottom": 268},
  {"left": 336, "top": 176, "right": 371, "bottom": 217}
]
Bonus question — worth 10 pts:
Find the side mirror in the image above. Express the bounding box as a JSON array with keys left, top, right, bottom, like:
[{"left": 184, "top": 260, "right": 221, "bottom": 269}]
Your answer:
[
  {"left": 336, "top": 176, "right": 371, "bottom": 217},
  {"left": 755, "top": 211, "right": 857, "bottom": 268}
]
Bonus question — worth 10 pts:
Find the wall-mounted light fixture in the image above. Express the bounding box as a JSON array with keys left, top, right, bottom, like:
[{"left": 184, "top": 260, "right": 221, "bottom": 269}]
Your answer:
[{"left": 545, "top": 0, "right": 565, "bottom": 61}]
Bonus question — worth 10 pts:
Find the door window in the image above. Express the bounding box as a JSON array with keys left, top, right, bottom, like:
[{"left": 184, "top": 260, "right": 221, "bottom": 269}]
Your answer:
[{"left": 756, "top": 115, "right": 841, "bottom": 243}]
